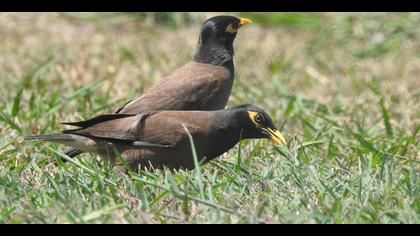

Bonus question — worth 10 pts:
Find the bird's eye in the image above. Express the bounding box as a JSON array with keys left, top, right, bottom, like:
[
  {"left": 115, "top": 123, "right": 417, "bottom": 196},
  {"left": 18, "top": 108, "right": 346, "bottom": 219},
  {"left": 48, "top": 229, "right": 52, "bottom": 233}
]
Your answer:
[{"left": 255, "top": 114, "right": 264, "bottom": 124}]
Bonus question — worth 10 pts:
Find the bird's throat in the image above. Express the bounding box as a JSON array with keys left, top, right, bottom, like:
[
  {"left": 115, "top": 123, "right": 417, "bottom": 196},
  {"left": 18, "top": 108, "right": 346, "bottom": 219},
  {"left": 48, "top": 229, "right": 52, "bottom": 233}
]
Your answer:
[{"left": 193, "top": 44, "right": 234, "bottom": 68}]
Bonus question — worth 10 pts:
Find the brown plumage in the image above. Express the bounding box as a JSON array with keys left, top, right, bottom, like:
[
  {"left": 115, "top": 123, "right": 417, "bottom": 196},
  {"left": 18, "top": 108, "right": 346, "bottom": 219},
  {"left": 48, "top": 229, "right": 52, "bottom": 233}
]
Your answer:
[
  {"left": 26, "top": 105, "right": 286, "bottom": 171},
  {"left": 64, "top": 15, "right": 252, "bottom": 158},
  {"left": 116, "top": 62, "right": 232, "bottom": 114}
]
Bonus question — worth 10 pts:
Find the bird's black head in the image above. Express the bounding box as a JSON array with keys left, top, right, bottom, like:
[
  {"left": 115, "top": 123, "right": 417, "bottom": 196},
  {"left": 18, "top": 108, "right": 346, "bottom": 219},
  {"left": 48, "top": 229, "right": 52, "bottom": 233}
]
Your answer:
[
  {"left": 194, "top": 16, "right": 252, "bottom": 66},
  {"left": 231, "top": 104, "right": 287, "bottom": 146}
]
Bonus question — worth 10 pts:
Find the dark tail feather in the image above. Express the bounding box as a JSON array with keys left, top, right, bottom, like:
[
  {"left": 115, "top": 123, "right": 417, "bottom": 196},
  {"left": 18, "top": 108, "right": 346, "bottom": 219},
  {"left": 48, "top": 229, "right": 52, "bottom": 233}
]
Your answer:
[
  {"left": 64, "top": 148, "right": 84, "bottom": 158},
  {"left": 49, "top": 148, "right": 84, "bottom": 164}
]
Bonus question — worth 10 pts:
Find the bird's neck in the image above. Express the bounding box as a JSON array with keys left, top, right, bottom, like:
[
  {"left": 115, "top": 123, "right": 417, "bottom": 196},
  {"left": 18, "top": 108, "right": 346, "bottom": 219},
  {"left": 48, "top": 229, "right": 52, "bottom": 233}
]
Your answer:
[
  {"left": 211, "top": 110, "right": 244, "bottom": 141},
  {"left": 204, "top": 111, "right": 254, "bottom": 161},
  {"left": 205, "top": 129, "right": 242, "bottom": 161},
  {"left": 193, "top": 43, "right": 234, "bottom": 69}
]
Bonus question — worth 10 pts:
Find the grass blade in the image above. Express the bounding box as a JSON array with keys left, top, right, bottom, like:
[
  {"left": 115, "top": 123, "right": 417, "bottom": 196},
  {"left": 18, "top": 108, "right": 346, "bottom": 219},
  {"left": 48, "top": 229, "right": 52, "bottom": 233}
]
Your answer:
[
  {"left": 81, "top": 204, "right": 126, "bottom": 222},
  {"left": 380, "top": 98, "right": 393, "bottom": 137},
  {"left": 182, "top": 123, "right": 205, "bottom": 200},
  {"left": 11, "top": 89, "right": 23, "bottom": 117},
  {"left": 0, "top": 111, "right": 22, "bottom": 134}
]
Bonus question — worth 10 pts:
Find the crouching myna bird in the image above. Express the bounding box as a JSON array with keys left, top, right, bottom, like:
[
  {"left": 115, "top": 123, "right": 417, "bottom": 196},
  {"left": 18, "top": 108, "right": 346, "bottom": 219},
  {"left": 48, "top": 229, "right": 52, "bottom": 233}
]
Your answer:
[
  {"left": 26, "top": 105, "right": 286, "bottom": 171},
  {"left": 64, "top": 15, "right": 252, "bottom": 159}
]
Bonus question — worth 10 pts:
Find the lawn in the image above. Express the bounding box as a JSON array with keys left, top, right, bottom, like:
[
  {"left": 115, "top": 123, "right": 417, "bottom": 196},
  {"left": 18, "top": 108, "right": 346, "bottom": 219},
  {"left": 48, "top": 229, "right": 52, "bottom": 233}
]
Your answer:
[{"left": 0, "top": 12, "right": 419, "bottom": 223}]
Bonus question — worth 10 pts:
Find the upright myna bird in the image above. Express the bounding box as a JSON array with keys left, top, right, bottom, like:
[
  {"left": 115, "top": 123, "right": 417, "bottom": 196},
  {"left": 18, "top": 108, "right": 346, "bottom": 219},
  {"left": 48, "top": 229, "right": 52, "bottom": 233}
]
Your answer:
[
  {"left": 64, "top": 15, "right": 252, "bottom": 158},
  {"left": 26, "top": 105, "right": 286, "bottom": 171}
]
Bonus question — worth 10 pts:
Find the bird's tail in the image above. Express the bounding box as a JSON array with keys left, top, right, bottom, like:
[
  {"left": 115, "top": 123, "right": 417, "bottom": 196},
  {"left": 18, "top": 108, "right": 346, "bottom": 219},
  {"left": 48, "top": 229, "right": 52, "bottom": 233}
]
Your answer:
[
  {"left": 24, "top": 134, "right": 75, "bottom": 142},
  {"left": 25, "top": 133, "right": 98, "bottom": 155},
  {"left": 63, "top": 148, "right": 84, "bottom": 158}
]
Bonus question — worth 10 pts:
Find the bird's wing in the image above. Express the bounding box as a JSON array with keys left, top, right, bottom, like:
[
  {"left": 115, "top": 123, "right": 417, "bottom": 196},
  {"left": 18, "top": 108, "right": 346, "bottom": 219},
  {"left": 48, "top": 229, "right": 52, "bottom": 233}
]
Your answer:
[
  {"left": 116, "top": 63, "right": 229, "bottom": 114},
  {"left": 64, "top": 111, "right": 181, "bottom": 148},
  {"left": 64, "top": 112, "right": 153, "bottom": 142}
]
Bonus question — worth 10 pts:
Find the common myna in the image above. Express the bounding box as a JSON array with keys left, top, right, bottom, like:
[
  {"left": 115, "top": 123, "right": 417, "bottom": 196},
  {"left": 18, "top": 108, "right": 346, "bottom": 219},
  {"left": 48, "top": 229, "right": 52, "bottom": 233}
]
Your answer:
[
  {"left": 26, "top": 104, "right": 286, "bottom": 171},
  {"left": 64, "top": 15, "right": 252, "bottom": 158}
]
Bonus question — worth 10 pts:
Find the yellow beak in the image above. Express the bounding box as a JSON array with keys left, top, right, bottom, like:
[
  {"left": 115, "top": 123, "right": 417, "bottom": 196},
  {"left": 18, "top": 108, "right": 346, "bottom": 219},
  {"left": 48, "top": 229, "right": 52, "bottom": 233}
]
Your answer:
[
  {"left": 265, "top": 128, "right": 287, "bottom": 146},
  {"left": 239, "top": 18, "right": 252, "bottom": 26}
]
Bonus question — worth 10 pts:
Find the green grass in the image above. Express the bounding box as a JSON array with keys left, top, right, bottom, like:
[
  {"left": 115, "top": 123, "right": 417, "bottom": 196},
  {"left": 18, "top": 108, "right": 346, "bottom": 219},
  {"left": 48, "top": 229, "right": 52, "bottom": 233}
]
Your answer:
[{"left": 0, "top": 12, "right": 419, "bottom": 223}]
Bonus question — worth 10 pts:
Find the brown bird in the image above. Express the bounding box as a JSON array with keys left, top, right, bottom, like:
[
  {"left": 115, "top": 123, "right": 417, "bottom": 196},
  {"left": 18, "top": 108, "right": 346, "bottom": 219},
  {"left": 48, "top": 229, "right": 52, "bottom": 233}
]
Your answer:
[
  {"left": 26, "top": 104, "right": 286, "bottom": 171},
  {"left": 64, "top": 15, "right": 252, "bottom": 158}
]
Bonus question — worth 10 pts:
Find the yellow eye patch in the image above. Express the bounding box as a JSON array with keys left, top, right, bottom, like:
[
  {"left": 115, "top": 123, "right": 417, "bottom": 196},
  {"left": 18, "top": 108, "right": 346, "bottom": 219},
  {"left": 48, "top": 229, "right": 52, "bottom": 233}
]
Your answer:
[
  {"left": 225, "top": 23, "right": 237, "bottom": 33},
  {"left": 247, "top": 111, "right": 261, "bottom": 127}
]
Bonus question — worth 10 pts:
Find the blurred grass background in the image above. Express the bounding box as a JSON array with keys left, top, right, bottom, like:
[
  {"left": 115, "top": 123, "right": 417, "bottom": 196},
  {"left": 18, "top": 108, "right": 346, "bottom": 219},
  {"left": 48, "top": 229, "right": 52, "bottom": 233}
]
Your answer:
[{"left": 0, "top": 12, "right": 419, "bottom": 223}]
